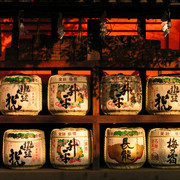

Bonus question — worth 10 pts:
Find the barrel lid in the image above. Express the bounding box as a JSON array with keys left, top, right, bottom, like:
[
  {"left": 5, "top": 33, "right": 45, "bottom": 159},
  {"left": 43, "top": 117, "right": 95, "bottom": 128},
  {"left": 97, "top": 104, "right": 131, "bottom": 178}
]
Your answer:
[
  {"left": 101, "top": 74, "right": 141, "bottom": 83},
  {"left": 4, "top": 129, "right": 45, "bottom": 140},
  {"left": 1, "top": 74, "right": 41, "bottom": 84},
  {"left": 48, "top": 74, "right": 88, "bottom": 84},
  {"left": 149, "top": 128, "right": 180, "bottom": 137},
  {"left": 105, "top": 127, "right": 145, "bottom": 137},
  {"left": 51, "top": 128, "right": 89, "bottom": 137},
  {"left": 147, "top": 76, "right": 180, "bottom": 84}
]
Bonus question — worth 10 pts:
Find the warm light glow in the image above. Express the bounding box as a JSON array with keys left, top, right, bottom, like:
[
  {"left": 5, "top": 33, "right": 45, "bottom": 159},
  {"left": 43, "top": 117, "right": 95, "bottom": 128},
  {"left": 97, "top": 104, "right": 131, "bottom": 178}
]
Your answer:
[
  {"left": 58, "top": 70, "right": 91, "bottom": 75},
  {"left": 0, "top": 18, "right": 180, "bottom": 61},
  {"left": 103, "top": 70, "right": 139, "bottom": 76},
  {"left": 146, "top": 71, "right": 180, "bottom": 79}
]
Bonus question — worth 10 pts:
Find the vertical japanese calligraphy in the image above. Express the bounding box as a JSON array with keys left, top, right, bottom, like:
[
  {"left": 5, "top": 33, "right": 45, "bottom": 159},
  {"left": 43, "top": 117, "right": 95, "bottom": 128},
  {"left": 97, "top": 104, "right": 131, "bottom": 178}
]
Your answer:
[
  {"left": 50, "top": 128, "right": 91, "bottom": 169},
  {"left": 148, "top": 128, "right": 180, "bottom": 168},
  {"left": 167, "top": 138, "right": 179, "bottom": 164},
  {"left": 104, "top": 127, "right": 146, "bottom": 169},
  {"left": 3, "top": 129, "right": 45, "bottom": 169},
  {"left": 0, "top": 75, "right": 42, "bottom": 115},
  {"left": 146, "top": 76, "right": 180, "bottom": 115},
  {"left": 101, "top": 75, "right": 142, "bottom": 115},
  {"left": 48, "top": 74, "right": 90, "bottom": 115}
]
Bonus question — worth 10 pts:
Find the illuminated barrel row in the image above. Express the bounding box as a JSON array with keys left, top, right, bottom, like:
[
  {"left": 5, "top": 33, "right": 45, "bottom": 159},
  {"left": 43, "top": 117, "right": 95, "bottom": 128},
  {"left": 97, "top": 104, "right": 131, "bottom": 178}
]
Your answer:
[
  {"left": 3, "top": 128, "right": 92, "bottom": 170},
  {"left": 0, "top": 74, "right": 180, "bottom": 115},
  {"left": 105, "top": 127, "right": 180, "bottom": 169},
  {"left": 3, "top": 127, "right": 180, "bottom": 170},
  {"left": 0, "top": 74, "right": 90, "bottom": 116}
]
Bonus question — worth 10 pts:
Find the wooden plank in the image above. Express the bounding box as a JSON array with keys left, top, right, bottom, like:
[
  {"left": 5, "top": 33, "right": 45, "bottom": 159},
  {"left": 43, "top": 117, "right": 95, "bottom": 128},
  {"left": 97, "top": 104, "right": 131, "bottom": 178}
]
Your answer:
[
  {"left": 0, "top": 115, "right": 95, "bottom": 123},
  {"left": 0, "top": 115, "right": 180, "bottom": 124},
  {"left": 0, "top": 168, "right": 180, "bottom": 180},
  {"left": 97, "top": 115, "right": 180, "bottom": 123},
  {"left": 92, "top": 123, "right": 100, "bottom": 170},
  {"left": 92, "top": 67, "right": 100, "bottom": 116}
]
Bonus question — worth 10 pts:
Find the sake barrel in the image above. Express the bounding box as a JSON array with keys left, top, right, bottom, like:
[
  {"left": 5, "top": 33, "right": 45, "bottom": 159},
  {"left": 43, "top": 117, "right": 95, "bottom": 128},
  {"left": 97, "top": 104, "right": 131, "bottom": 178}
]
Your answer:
[
  {"left": 50, "top": 128, "right": 92, "bottom": 169},
  {"left": 0, "top": 74, "right": 42, "bottom": 115},
  {"left": 148, "top": 128, "right": 180, "bottom": 168},
  {"left": 48, "top": 74, "right": 90, "bottom": 115},
  {"left": 146, "top": 76, "right": 180, "bottom": 115},
  {"left": 100, "top": 74, "right": 142, "bottom": 115},
  {"left": 104, "top": 127, "right": 146, "bottom": 169},
  {"left": 3, "top": 129, "right": 46, "bottom": 169}
]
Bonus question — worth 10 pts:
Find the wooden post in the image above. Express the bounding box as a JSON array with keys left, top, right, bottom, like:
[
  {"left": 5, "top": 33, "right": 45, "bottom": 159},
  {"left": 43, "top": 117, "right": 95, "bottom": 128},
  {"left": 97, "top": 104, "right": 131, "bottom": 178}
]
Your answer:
[
  {"left": 139, "top": 69, "right": 147, "bottom": 114},
  {"left": 11, "top": 13, "right": 19, "bottom": 48},
  {"left": 92, "top": 67, "right": 100, "bottom": 116},
  {"left": 138, "top": 16, "right": 146, "bottom": 39},
  {"left": 92, "top": 67, "right": 100, "bottom": 169}
]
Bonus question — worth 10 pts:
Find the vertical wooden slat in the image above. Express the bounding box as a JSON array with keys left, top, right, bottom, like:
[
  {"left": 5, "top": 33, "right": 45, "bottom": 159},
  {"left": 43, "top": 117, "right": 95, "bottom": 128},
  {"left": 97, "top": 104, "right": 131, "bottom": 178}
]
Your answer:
[
  {"left": 92, "top": 67, "right": 100, "bottom": 116},
  {"left": 92, "top": 67, "right": 100, "bottom": 169},
  {"left": 11, "top": 13, "right": 19, "bottom": 49},
  {"left": 138, "top": 16, "right": 146, "bottom": 39},
  {"left": 92, "top": 122, "right": 100, "bottom": 170},
  {"left": 139, "top": 69, "right": 147, "bottom": 114},
  {"left": 51, "top": 69, "right": 58, "bottom": 75}
]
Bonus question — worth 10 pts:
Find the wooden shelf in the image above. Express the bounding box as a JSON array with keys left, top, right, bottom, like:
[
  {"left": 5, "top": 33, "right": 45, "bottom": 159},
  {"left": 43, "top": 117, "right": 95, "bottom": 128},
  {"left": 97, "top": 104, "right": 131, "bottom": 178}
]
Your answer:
[
  {"left": 0, "top": 115, "right": 180, "bottom": 124},
  {"left": 0, "top": 167, "right": 180, "bottom": 180}
]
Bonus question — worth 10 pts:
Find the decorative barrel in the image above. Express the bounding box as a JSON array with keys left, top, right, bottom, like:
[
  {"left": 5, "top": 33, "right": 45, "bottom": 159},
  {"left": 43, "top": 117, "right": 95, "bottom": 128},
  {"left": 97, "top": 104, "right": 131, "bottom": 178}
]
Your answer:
[
  {"left": 148, "top": 128, "right": 180, "bottom": 168},
  {"left": 48, "top": 74, "right": 90, "bottom": 115},
  {"left": 146, "top": 76, "right": 180, "bottom": 115},
  {"left": 0, "top": 74, "right": 42, "bottom": 115},
  {"left": 100, "top": 74, "right": 142, "bottom": 115},
  {"left": 104, "top": 127, "right": 146, "bottom": 169},
  {"left": 3, "top": 129, "right": 46, "bottom": 169},
  {"left": 50, "top": 128, "right": 92, "bottom": 169}
]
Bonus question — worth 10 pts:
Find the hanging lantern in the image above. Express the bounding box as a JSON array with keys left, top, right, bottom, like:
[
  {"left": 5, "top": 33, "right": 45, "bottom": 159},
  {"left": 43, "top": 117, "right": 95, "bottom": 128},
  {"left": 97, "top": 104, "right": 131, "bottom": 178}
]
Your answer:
[
  {"left": 146, "top": 76, "right": 180, "bottom": 115},
  {"left": 0, "top": 74, "right": 42, "bottom": 115},
  {"left": 148, "top": 128, "right": 180, "bottom": 168},
  {"left": 3, "top": 129, "right": 46, "bottom": 169},
  {"left": 47, "top": 74, "right": 90, "bottom": 115},
  {"left": 104, "top": 127, "right": 146, "bottom": 169},
  {"left": 50, "top": 128, "right": 92, "bottom": 169},
  {"left": 100, "top": 74, "right": 142, "bottom": 115}
]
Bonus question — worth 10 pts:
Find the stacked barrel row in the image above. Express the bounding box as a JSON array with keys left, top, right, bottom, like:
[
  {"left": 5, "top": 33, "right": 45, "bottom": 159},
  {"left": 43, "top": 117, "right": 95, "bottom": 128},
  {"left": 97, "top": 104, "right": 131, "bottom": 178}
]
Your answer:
[
  {"left": 2, "top": 127, "right": 180, "bottom": 169},
  {"left": 1, "top": 73, "right": 180, "bottom": 170},
  {"left": 0, "top": 73, "right": 180, "bottom": 115}
]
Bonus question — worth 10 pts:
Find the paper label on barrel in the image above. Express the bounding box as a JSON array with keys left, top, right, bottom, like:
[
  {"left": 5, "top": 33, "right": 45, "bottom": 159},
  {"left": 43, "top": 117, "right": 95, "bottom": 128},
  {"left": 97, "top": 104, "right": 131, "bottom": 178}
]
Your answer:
[
  {"left": 106, "top": 130, "right": 145, "bottom": 164},
  {"left": 0, "top": 83, "right": 40, "bottom": 111},
  {"left": 4, "top": 140, "right": 43, "bottom": 167},
  {"left": 149, "top": 131, "right": 180, "bottom": 165},
  {"left": 51, "top": 137, "right": 89, "bottom": 166},
  {"left": 49, "top": 82, "right": 88, "bottom": 111},
  {"left": 147, "top": 84, "right": 180, "bottom": 111},
  {"left": 101, "top": 81, "right": 141, "bottom": 111}
]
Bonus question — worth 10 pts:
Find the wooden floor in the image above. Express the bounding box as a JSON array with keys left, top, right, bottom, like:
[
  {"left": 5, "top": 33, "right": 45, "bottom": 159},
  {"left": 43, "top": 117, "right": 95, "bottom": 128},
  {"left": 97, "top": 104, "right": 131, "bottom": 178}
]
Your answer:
[{"left": 0, "top": 167, "right": 180, "bottom": 180}]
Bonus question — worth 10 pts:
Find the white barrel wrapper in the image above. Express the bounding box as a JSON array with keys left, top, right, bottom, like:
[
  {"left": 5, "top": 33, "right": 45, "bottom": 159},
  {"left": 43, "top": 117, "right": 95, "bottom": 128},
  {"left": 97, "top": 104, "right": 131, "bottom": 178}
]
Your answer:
[
  {"left": 50, "top": 128, "right": 92, "bottom": 169},
  {"left": 48, "top": 74, "right": 90, "bottom": 115},
  {"left": 101, "top": 74, "right": 142, "bottom": 115},
  {"left": 3, "top": 129, "right": 46, "bottom": 169},
  {"left": 104, "top": 127, "right": 146, "bottom": 169},
  {"left": 0, "top": 75, "right": 42, "bottom": 115},
  {"left": 148, "top": 128, "right": 180, "bottom": 168},
  {"left": 146, "top": 76, "right": 180, "bottom": 115}
]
